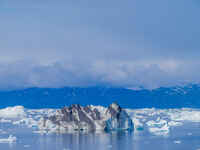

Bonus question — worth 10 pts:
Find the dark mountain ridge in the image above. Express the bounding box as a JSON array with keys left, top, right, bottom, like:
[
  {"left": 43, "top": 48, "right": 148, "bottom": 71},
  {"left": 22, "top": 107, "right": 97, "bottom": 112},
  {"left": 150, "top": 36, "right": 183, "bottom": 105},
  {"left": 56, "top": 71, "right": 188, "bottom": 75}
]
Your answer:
[{"left": 0, "top": 84, "right": 200, "bottom": 109}]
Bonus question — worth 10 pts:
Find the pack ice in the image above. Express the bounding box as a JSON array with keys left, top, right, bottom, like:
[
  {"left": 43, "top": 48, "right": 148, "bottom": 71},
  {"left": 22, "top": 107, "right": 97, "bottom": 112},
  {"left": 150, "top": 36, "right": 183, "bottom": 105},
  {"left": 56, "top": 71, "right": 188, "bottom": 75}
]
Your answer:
[{"left": 1, "top": 105, "right": 200, "bottom": 136}]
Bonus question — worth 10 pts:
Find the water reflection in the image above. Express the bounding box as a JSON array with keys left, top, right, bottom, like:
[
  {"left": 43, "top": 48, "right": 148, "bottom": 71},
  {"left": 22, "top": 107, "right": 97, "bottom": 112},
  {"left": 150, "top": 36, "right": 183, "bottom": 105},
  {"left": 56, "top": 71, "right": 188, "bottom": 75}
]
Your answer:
[
  {"left": 36, "top": 130, "right": 166, "bottom": 150},
  {"left": 37, "top": 131, "right": 135, "bottom": 150},
  {"left": 1, "top": 125, "right": 200, "bottom": 150}
]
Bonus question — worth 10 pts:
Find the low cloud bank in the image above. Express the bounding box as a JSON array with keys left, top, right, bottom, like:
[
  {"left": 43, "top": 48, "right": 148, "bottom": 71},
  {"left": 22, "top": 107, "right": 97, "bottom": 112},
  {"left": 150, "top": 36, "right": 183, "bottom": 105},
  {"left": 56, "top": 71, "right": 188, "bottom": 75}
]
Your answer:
[{"left": 0, "top": 59, "right": 199, "bottom": 90}]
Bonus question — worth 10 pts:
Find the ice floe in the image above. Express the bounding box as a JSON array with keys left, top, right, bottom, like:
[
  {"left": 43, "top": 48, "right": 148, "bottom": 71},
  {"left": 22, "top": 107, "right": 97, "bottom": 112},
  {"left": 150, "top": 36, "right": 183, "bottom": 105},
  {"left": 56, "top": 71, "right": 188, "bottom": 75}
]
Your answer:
[
  {"left": 0, "top": 135, "right": 17, "bottom": 143},
  {"left": 146, "top": 118, "right": 169, "bottom": 135},
  {"left": 24, "top": 144, "right": 30, "bottom": 148},
  {"left": 174, "top": 140, "right": 181, "bottom": 144},
  {"left": 0, "top": 106, "right": 26, "bottom": 118},
  {"left": 0, "top": 106, "right": 200, "bottom": 136}
]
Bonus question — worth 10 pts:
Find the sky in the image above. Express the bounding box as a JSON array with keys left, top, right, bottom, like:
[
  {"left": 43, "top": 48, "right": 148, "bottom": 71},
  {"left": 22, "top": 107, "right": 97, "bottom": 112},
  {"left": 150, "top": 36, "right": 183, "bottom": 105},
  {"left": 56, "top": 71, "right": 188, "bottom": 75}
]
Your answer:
[{"left": 0, "top": 0, "right": 200, "bottom": 89}]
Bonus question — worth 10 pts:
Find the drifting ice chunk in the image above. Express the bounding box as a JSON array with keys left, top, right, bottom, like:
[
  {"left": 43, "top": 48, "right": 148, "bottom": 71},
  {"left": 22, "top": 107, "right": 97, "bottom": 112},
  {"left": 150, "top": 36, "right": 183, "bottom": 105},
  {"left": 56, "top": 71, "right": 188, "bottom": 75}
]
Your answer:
[
  {"left": 174, "top": 140, "right": 181, "bottom": 144},
  {"left": 148, "top": 124, "right": 169, "bottom": 136},
  {"left": 168, "top": 121, "right": 183, "bottom": 127},
  {"left": 105, "top": 103, "right": 134, "bottom": 131},
  {"left": 0, "top": 106, "right": 26, "bottom": 118},
  {"left": 146, "top": 117, "right": 169, "bottom": 136},
  {"left": 0, "top": 135, "right": 17, "bottom": 143},
  {"left": 169, "top": 109, "right": 200, "bottom": 122},
  {"left": 0, "top": 119, "right": 12, "bottom": 123}
]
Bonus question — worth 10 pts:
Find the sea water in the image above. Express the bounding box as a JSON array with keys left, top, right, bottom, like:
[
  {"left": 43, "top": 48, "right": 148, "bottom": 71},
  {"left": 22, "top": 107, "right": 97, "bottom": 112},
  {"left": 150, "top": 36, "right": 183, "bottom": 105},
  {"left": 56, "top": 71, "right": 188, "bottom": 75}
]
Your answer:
[{"left": 0, "top": 123, "right": 200, "bottom": 150}]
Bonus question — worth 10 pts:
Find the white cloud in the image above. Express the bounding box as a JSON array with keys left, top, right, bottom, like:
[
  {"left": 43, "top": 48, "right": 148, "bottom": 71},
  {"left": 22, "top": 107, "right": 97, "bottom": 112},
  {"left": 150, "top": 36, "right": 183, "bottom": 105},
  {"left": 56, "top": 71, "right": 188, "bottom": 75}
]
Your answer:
[
  {"left": 0, "top": 0, "right": 200, "bottom": 90},
  {"left": 0, "top": 60, "right": 198, "bottom": 90}
]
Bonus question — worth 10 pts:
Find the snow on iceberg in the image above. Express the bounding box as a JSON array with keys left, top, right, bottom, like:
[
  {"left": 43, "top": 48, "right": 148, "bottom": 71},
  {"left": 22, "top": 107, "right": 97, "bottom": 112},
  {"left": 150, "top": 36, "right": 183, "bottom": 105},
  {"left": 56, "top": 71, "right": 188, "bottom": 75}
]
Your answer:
[{"left": 38, "top": 103, "right": 134, "bottom": 133}]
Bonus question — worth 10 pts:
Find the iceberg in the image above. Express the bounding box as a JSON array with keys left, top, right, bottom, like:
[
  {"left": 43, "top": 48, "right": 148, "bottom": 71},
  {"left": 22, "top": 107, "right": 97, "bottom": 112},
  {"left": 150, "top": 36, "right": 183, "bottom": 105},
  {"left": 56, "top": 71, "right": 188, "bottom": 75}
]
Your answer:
[
  {"left": 38, "top": 103, "right": 134, "bottom": 132},
  {"left": 105, "top": 103, "right": 134, "bottom": 131}
]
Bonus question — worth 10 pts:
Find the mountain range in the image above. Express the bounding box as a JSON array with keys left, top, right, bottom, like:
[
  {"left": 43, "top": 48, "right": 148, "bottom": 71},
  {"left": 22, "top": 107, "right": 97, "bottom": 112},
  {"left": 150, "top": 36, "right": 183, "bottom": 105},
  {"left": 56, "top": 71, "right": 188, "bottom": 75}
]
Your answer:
[{"left": 1, "top": 84, "right": 200, "bottom": 108}]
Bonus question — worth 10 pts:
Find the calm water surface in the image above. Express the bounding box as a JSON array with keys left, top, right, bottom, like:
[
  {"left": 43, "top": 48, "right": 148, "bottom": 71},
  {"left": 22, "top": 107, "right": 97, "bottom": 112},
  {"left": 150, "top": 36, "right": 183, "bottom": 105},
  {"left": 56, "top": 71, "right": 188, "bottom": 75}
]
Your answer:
[{"left": 0, "top": 123, "right": 200, "bottom": 150}]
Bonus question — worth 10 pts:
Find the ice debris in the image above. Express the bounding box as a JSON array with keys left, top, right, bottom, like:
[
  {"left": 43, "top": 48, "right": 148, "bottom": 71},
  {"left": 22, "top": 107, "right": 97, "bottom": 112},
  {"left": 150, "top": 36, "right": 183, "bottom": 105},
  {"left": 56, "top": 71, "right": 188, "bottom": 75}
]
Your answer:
[
  {"left": 0, "top": 105, "right": 200, "bottom": 136},
  {"left": 174, "top": 140, "right": 181, "bottom": 144},
  {"left": 0, "top": 135, "right": 17, "bottom": 143}
]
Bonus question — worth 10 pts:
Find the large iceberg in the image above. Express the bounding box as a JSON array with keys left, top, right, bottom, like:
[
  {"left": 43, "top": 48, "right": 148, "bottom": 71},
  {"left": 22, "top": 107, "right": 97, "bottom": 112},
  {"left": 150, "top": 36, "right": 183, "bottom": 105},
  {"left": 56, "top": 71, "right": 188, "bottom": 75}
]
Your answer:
[{"left": 38, "top": 103, "right": 134, "bottom": 132}]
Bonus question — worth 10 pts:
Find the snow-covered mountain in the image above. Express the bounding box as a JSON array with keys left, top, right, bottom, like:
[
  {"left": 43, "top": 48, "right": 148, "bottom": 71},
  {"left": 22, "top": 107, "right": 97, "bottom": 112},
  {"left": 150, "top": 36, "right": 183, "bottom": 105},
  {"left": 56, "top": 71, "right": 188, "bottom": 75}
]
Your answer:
[{"left": 1, "top": 84, "right": 200, "bottom": 108}]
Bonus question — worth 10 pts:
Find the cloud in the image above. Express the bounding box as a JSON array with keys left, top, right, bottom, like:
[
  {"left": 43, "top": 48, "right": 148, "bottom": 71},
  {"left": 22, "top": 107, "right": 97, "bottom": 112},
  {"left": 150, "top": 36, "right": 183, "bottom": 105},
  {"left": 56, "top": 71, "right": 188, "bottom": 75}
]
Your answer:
[
  {"left": 0, "top": 60, "right": 198, "bottom": 90},
  {"left": 0, "top": 0, "right": 200, "bottom": 89}
]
